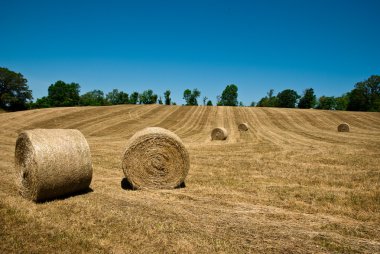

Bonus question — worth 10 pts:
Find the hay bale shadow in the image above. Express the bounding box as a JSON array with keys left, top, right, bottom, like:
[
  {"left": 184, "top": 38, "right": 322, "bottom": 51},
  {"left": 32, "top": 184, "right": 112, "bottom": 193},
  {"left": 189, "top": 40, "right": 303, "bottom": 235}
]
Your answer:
[
  {"left": 121, "top": 178, "right": 137, "bottom": 190},
  {"left": 176, "top": 181, "right": 186, "bottom": 189},
  {"left": 121, "top": 178, "right": 186, "bottom": 190},
  {"left": 36, "top": 187, "right": 93, "bottom": 203}
]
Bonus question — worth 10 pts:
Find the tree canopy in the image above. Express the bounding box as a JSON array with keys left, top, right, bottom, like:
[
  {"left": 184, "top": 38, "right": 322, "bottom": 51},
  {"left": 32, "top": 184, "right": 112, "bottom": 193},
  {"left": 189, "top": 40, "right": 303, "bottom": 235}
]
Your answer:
[
  {"left": 106, "top": 89, "right": 129, "bottom": 105},
  {"left": 80, "top": 90, "right": 106, "bottom": 106},
  {"left": 257, "top": 89, "right": 278, "bottom": 107},
  {"left": 317, "top": 96, "right": 336, "bottom": 110},
  {"left": 276, "top": 89, "right": 299, "bottom": 108},
  {"left": 48, "top": 80, "right": 80, "bottom": 107},
  {"left": 347, "top": 75, "right": 380, "bottom": 111},
  {"left": 2, "top": 65, "right": 378, "bottom": 113},
  {"left": 183, "top": 88, "right": 201, "bottom": 105},
  {"left": 0, "top": 67, "right": 33, "bottom": 111},
  {"left": 129, "top": 92, "right": 139, "bottom": 104},
  {"left": 298, "top": 88, "right": 316, "bottom": 109},
  {"left": 139, "top": 89, "right": 157, "bottom": 104},
  {"left": 33, "top": 96, "right": 51, "bottom": 108},
  {"left": 164, "top": 90, "right": 171, "bottom": 105},
  {"left": 203, "top": 96, "right": 208, "bottom": 106},
  {"left": 219, "top": 84, "right": 238, "bottom": 106},
  {"left": 335, "top": 93, "right": 349, "bottom": 110}
]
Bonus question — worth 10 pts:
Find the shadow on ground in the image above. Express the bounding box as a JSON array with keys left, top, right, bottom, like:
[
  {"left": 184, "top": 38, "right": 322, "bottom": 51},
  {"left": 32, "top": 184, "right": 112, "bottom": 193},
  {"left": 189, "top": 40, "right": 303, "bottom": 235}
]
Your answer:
[{"left": 121, "top": 178, "right": 186, "bottom": 190}]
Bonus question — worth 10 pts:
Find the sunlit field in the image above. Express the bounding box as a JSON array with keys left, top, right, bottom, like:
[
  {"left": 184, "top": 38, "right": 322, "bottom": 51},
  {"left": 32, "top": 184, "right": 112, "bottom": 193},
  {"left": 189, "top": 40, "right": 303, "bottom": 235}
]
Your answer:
[{"left": 1, "top": 105, "right": 379, "bottom": 253}]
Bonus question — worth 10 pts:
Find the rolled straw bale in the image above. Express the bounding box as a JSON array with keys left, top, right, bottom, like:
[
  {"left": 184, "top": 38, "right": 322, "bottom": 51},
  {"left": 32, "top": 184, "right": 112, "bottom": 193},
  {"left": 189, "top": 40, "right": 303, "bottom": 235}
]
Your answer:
[
  {"left": 15, "top": 129, "right": 92, "bottom": 202},
  {"left": 122, "top": 127, "right": 190, "bottom": 189},
  {"left": 238, "top": 123, "right": 249, "bottom": 131},
  {"left": 337, "top": 123, "right": 350, "bottom": 132},
  {"left": 211, "top": 127, "right": 228, "bottom": 140}
]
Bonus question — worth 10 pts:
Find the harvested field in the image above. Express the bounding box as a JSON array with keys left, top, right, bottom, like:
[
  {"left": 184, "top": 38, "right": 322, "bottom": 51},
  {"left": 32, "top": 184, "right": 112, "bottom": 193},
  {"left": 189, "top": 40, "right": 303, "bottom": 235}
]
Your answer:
[{"left": 0, "top": 105, "right": 380, "bottom": 253}]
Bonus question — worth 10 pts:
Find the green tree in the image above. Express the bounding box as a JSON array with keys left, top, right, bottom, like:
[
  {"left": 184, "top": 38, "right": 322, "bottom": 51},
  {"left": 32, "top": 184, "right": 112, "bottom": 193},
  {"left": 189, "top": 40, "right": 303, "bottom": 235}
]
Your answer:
[
  {"left": 158, "top": 96, "right": 163, "bottom": 104},
  {"left": 347, "top": 75, "right": 380, "bottom": 111},
  {"left": 164, "top": 90, "right": 171, "bottom": 105},
  {"left": 250, "top": 101, "right": 256, "bottom": 107},
  {"left": 129, "top": 92, "right": 139, "bottom": 104},
  {"left": 256, "top": 89, "right": 278, "bottom": 107},
  {"left": 106, "top": 89, "right": 129, "bottom": 105},
  {"left": 298, "top": 88, "right": 316, "bottom": 109},
  {"left": 216, "top": 95, "right": 222, "bottom": 106},
  {"left": 220, "top": 84, "right": 238, "bottom": 106},
  {"left": 0, "top": 67, "right": 33, "bottom": 110},
  {"left": 256, "top": 98, "right": 266, "bottom": 107},
  {"left": 183, "top": 88, "right": 200, "bottom": 105},
  {"left": 317, "top": 96, "right": 336, "bottom": 110},
  {"left": 267, "top": 89, "right": 278, "bottom": 107},
  {"left": 335, "top": 93, "right": 349, "bottom": 111},
  {"left": 139, "top": 89, "right": 157, "bottom": 104},
  {"left": 347, "top": 88, "right": 368, "bottom": 111},
  {"left": 191, "top": 89, "right": 200, "bottom": 105},
  {"left": 277, "top": 89, "right": 300, "bottom": 108},
  {"left": 80, "top": 90, "right": 106, "bottom": 106},
  {"left": 48, "top": 80, "right": 80, "bottom": 107},
  {"left": 207, "top": 100, "right": 213, "bottom": 106},
  {"left": 183, "top": 89, "right": 191, "bottom": 105},
  {"left": 203, "top": 96, "right": 208, "bottom": 106},
  {"left": 33, "top": 96, "right": 51, "bottom": 108}
]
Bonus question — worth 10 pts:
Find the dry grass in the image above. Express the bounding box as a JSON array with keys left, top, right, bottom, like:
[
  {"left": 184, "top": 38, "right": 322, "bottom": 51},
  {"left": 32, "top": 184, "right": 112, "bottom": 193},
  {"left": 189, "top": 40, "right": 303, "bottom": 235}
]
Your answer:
[{"left": 1, "top": 105, "right": 380, "bottom": 253}]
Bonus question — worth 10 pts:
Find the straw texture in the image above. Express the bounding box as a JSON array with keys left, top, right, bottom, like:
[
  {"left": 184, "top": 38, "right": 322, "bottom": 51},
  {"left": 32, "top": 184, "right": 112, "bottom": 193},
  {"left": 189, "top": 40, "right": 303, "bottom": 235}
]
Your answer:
[
  {"left": 15, "top": 129, "right": 92, "bottom": 202},
  {"left": 122, "top": 127, "right": 190, "bottom": 189},
  {"left": 338, "top": 123, "right": 350, "bottom": 132},
  {"left": 211, "top": 127, "right": 228, "bottom": 140},
  {"left": 238, "top": 123, "right": 249, "bottom": 131}
]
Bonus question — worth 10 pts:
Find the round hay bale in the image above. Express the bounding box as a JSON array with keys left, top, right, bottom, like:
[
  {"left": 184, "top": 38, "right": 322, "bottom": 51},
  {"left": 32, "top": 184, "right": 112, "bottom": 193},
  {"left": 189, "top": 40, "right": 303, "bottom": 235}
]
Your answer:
[
  {"left": 122, "top": 127, "right": 190, "bottom": 189},
  {"left": 15, "top": 129, "right": 92, "bottom": 202},
  {"left": 337, "top": 123, "right": 350, "bottom": 132},
  {"left": 238, "top": 123, "right": 249, "bottom": 131},
  {"left": 211, "top": 127, "right": 228, "bottom": 140}
]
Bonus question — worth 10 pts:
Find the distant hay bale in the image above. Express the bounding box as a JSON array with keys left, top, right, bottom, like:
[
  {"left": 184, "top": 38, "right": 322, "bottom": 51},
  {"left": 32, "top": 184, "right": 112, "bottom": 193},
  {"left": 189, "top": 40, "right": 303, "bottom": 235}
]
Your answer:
[
  {"left": 238, "top": 123, "right": 249, "bottom": 131},
  {"left": 211, "top": 127, "right": 228, "bottom": 140},
  {"left": 15, "top": 129, "right": 92, "bottom": 202},
  {"left": 338, "top": 123, "right": 350, "bottom": 132},
  {"left": 122, "top": 127, "right": 190, "bottom": 189}
]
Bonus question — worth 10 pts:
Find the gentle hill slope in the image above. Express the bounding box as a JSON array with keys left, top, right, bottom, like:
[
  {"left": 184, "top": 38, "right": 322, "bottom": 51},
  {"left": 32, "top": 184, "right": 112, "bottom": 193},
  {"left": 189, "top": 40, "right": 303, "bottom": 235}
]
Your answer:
[{"left": 1, "top": 105, "right": 379, "bottom": 253}]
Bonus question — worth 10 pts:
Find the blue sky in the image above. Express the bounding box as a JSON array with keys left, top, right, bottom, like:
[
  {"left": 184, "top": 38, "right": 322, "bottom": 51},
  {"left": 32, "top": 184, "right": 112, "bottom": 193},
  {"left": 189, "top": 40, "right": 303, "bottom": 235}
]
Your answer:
[{"left": 1, "top": 0, "right": 379, "bottom": 105}]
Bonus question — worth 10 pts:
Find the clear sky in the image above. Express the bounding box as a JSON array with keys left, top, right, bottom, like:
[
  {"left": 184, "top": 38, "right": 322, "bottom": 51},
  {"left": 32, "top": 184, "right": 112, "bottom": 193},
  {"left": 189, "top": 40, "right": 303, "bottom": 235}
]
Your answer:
[{"left": 1, "top": 0, "right": 379, "bottom": 105}]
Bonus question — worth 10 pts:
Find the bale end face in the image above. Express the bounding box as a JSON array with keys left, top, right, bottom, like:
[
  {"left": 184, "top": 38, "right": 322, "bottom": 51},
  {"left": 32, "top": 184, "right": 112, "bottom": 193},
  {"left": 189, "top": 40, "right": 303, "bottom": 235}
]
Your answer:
[
  {"left": 15, "top": 132, "right": 37, "bottom": 200},
  {"left": 238, "top": 123, "right": 248, "bottom": 131},
  {"left": 338, "top": 123, "right": 350, "bottom": 132},
  {"left": 211, "top": 127, "right": 228, "bottom": 140},
  {"left": 122, "top": 127, "right": 190, "bottom": 190}
]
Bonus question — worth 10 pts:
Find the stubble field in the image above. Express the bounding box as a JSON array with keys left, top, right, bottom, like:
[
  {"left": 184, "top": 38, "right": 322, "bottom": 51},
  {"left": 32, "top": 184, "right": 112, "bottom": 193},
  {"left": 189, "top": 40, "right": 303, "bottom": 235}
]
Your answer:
[{"left": 0, "top": 105, "right": 379, "bottom": 253}]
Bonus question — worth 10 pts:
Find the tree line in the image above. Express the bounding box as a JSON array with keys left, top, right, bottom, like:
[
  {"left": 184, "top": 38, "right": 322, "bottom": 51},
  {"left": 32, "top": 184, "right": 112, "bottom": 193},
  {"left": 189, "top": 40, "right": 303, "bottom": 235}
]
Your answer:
[
  {"left": 1, "top": 66, "right": 379, "bottom": 112},
  {"left": 255, "top": 76, "right": 380, "bottom": 111}
]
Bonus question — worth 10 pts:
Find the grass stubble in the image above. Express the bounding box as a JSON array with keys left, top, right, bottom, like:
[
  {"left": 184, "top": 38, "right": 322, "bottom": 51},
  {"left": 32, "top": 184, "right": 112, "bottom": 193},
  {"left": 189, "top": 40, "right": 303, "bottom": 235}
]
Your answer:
[{"left": 0, "top": 105, "right": 379, "bottom": 253}]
